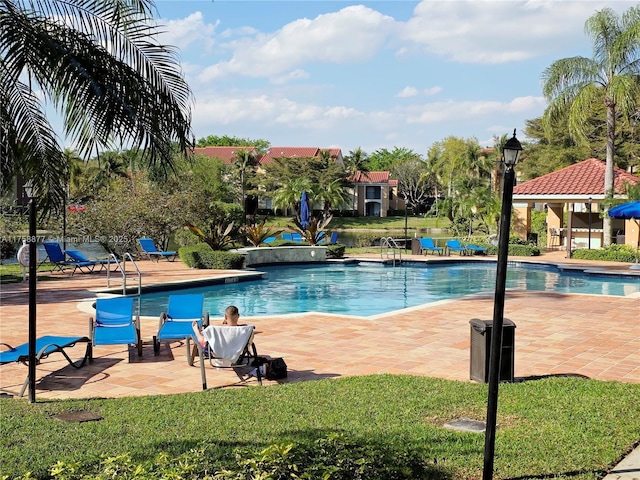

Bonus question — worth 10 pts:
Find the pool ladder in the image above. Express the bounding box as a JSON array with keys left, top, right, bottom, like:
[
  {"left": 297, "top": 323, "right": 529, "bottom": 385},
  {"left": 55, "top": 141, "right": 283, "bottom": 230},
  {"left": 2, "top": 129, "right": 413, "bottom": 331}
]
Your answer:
[
  {"left": 106, "top": 252, "right": 142, "bottom": 296},
  {"left": 380, "top": 237, "right": 403, "bottom": 266}
]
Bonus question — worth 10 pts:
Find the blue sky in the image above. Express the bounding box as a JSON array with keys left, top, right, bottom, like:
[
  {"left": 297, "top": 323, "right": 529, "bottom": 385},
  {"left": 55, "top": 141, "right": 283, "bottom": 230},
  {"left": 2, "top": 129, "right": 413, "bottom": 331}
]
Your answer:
[{"left": 150, "top": 0, "right": 635, "bottom": 156}]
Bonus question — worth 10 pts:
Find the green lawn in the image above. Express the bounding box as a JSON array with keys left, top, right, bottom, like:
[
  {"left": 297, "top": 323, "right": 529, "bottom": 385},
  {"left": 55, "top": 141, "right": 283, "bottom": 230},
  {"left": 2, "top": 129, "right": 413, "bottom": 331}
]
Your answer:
[
  {"left": 1, "top": 375, "right": 638, "bottom": 479},
  {"left": 0, "top": 263, "right": 60, "bottom": 284}
]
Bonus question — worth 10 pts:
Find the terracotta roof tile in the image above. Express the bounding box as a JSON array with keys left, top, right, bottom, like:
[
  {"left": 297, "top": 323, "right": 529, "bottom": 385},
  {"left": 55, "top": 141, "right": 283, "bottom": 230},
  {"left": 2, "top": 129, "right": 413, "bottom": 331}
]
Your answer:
[
  {"left": 513, "top": 158, "right": 639, "bottom": 196},
  {"left": 259, "top": 147, "right": 320, "bottom": 165},
  {"left": 193, "top": 146, "right": 256, "bottom": 165},
  {"left": 352, "top": 171, "right": 390, "bottom": 184},
  {"left": 258, "top": 147, "right": 343, "bottom": 165}
]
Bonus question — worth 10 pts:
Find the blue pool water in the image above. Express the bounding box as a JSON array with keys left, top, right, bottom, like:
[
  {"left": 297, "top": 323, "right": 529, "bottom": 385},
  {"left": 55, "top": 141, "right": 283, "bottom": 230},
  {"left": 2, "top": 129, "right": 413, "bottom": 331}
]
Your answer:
[{"left": 138, "top": 262, "right": 640, "bottom": 318}]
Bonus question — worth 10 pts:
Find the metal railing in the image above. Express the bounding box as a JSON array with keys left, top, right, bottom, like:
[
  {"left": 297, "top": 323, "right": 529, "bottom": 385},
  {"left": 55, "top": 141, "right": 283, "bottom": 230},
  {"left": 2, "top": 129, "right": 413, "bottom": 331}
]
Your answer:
[
  {"left": 106, "top": 252, "right": 142, "bottom": 296},
  {"left": 379, "top": 237, "right": 402, "bottom": 266}
]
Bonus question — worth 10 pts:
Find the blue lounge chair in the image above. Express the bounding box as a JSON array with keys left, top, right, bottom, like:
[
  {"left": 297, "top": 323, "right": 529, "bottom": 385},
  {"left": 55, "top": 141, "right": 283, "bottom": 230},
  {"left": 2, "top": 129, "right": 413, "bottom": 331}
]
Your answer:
[
  {"left": 90, "top": 297, "right": 142, "bottom": 360},
  {"left": 153, "top": 293, "right": 209, "bottom": 364},
  {"left": 446, "top": 239, "right": 467, "bottom": 256},
  {"left": 66, "top": 249, "right": 113, "bottom": 272},
  {"left": 291, "top": 233, "right": 303, "bottom": 242},
  {"left": 138, "top": 238, "right": 177, "bottom": 262},
  {"left": 42, "top": 241, "right": 96, "bottom": 274},
  {"left": 320, "top": 232, "right": 339, "bottom": 245},
  {"left": 281, "top": 233, "right": 293, "bottom": 241},
  {"left": 419, "top": 237, "right": 443, "bottom": 255},
  {"left": 263, "top": 236, "right": 276, "bottom": 244},
  {"left": 466, "top": 244, "right": 488, "bottom": 255},
  {"left": 1, "top": 335, "right": 91, "bottom": 397}
]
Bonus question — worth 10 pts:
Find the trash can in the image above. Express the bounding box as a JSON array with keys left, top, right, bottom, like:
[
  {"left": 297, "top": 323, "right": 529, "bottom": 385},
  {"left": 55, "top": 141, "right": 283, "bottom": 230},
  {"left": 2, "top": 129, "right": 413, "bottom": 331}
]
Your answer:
[
  {"left": 469, "top": 318, "right": 516, "bottom": 383},
  {"left": 411, "top": 237, "right": 421, "bottom": 255}
]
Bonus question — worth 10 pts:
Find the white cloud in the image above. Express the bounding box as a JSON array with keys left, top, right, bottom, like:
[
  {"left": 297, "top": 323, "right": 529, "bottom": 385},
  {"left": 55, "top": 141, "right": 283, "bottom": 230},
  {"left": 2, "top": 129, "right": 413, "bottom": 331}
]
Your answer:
[
  {"left": 397, "top": 86, "right": 442, "bottom": 98},
  {"left": 424, "top": 86, "right": 442, "bottom": 96},
  {"left": 198, "top": 5, "right": 397, "bottom": 82},
  {"left": 402, "top": 0, "right": 636, "bottom": 64},
  {"left": 404, "top": 96, "right": 545, "bottom": 124},
  {"left": 397, "top": 86, "right": 419, "bottom": 98},
  {"left": 158, "top": 12, "right": 217, "bottom": 53}
]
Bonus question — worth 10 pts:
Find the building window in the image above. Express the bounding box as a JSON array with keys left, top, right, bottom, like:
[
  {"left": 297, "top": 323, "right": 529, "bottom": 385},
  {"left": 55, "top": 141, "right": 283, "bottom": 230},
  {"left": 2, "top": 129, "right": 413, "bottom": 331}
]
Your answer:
[{"left": 366, "top": 186, "right": 381, "bottom": 200}]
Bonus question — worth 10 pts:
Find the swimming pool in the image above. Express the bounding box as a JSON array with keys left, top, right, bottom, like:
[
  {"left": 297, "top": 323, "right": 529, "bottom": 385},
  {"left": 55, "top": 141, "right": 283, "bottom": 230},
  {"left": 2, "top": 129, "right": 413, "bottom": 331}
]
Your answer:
[{"left": 138, "top": 262, "right": 640, "bottom": 318}]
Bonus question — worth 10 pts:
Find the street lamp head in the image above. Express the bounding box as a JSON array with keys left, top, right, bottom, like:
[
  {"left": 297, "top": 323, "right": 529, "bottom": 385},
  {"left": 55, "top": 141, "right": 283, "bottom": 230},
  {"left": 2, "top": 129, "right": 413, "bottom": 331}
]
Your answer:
[
  {"left": 502, "top": 129, "right": 523, "bottom": 167},
  {"left": 23, "top": 180, "right": 35, "bottom": 198}
]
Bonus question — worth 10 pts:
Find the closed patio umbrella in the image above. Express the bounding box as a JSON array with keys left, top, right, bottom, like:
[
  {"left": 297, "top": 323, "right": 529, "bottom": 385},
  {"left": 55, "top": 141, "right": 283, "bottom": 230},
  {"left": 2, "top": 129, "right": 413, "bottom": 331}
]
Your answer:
[
  {"left": 300, "top": 191, "right": 311, "bottom": 230},
  {"left": 608, "top": 200, "right": 640, "bottom": 269}
]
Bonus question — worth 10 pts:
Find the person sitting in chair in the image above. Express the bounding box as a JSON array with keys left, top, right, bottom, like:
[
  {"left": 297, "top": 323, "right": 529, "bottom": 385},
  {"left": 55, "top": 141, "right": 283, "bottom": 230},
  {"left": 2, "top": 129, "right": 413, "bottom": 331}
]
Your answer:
[{"left": 192, "top": 305, "right": 241, "bottom": 348}]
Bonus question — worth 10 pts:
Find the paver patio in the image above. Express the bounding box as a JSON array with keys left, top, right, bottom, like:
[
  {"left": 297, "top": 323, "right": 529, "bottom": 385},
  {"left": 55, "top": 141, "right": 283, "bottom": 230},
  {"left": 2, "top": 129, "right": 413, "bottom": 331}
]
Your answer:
[{"left": 1, "top": 251, "right": 638, "bottom": 399}]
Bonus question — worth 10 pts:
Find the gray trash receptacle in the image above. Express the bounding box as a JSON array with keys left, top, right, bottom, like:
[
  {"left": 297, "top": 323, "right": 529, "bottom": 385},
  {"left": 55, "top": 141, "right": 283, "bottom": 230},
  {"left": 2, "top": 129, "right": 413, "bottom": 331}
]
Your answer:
[
  {"left": 469, "top": 318, "right": 516, "bottom": 383},
  {"left": 411, "top": 238, "right": 421, "bottom": 255}
]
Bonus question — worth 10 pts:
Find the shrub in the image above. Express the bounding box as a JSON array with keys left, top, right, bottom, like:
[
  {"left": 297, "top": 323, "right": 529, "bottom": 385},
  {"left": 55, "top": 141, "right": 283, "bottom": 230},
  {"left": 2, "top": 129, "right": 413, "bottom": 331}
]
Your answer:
[
  {"left": 327, "top": 244, "right": 345, "bottom": 258},
  {"left": 508, "top": 243, "right": 541, "bottom": 256},
  {"left": 34, "top": 435, "right": 435, "bottom": 480},
  {"left": 0, "top": 239, "right": 17, "bottom": 262},
  {"left": 178, "top": 243, "right": 245, "bottom": 269},
  {"left": 572, "top": 244, "right": 638, "bottom": 262},
  {"left": 241, "top": 217, "right": 282, "bottom": 247}
]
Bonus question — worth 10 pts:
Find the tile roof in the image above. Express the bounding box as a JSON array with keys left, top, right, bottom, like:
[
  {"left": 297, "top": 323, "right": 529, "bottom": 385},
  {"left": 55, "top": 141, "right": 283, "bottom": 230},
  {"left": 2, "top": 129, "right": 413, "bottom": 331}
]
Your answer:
[
  {"left": 193, "top": 146, "right": 257, "bottom": 165},
  {"left": 513, "top": 158, "right": 639, "bottom": 196},
  {"left": 259, "top": 147, "right": 342, "bottom": 165},
  {"left": 352, "top": 171, "right": 390, "bottom": 184},
  {"left": 259, "top": 147, "right": 320, "bottom": 165}
]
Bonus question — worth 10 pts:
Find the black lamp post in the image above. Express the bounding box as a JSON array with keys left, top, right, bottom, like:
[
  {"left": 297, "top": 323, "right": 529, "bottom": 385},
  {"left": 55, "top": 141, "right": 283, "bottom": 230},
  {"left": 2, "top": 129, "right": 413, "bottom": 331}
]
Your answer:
[
  {"left": 24, "top": 182, "right": 37, "bottom": 403},
  {"left": 588, "top": 197, "right": 592, "bottom": 249},
  {"left": 482, "top": 129, "right": 522, "bottom": 480}
]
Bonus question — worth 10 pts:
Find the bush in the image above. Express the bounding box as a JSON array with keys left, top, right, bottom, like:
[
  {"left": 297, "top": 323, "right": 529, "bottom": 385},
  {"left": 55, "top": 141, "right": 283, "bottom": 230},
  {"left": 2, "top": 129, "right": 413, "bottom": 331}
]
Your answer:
[
  {"left": 179, "top": 243, "right": 245, "bottom": 269},
  {"left": 327, "top": 243, "right": 345, "bottom": 258},
  {"left": 508, "top": 243, "right": 541, "bottom": 256},
  {"left": 572, "top": 244, "right": 638, "bottom": 262},
  {"left": 31, "top": 434, "right": 434, "bottom": 480},
  {"left": 0, "top": 239, "right": 17, "bottom": 262}
]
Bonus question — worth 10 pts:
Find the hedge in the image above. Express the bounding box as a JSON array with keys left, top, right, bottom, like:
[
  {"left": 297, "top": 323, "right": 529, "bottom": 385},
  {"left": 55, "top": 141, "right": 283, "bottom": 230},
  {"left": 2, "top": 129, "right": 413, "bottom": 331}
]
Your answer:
[
  {"left": 178, "top": 243, "right": 245, "bottom": 269},
  {"left": 572, "top": 244, "right": 638, "bottom": 262}
]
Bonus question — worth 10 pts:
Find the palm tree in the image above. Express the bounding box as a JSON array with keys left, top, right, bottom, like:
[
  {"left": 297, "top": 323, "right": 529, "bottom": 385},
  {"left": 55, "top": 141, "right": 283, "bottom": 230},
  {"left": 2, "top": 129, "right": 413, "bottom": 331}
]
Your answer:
[
  {"left": 0, "top": 0, "right": 194, "bottom": 213},
  {"left": 313, "top": 179, "right": 350, "bottom": 216},
  {"left": 271, "top": 178, "right": 312, "bottom": 216},
  {"left": 541, "top": 6, "right": 640, "bottom": 247},
  {"left": 343, "top": 147, "right": 369, "bottom": 214},
  {"left": 232, "top": 148, "right": 258, "bottom": 223}
]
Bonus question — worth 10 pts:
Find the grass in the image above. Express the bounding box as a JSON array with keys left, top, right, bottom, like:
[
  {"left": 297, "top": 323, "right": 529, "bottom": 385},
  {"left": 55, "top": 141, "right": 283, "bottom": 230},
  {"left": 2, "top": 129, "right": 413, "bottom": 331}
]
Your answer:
[
  {"left": 1, "top": 375, "right": 639, "bottom": 479},
  {"left": 0, "top": 263, "right": 60, "bottom": 284}
]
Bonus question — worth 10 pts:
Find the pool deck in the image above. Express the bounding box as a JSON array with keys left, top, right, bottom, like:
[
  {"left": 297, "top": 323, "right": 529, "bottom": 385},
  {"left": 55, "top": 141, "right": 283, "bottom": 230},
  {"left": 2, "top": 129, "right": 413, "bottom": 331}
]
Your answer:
[{"left": 0, "top": 250, "right": 639, "bottom": 399}]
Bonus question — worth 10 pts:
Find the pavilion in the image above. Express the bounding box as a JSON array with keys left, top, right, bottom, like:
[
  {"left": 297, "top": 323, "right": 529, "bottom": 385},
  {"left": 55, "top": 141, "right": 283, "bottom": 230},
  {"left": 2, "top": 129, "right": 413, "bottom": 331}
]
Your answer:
[{"left": 512, "top": 158, "right": 639, "bottom": 255}]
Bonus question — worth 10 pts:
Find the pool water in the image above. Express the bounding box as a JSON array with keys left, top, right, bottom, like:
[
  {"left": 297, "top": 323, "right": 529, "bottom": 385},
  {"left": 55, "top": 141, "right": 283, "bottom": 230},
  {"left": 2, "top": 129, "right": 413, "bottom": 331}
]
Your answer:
[{"left": 138, "top": 262, "right": 640, "bottom": 318}]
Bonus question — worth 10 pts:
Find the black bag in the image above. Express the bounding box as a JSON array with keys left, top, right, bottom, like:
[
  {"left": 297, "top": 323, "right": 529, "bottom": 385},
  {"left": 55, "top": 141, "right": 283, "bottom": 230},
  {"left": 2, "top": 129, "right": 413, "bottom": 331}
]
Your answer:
[{"left": 265, "top": 357, "right": 287, "bottom": 380}]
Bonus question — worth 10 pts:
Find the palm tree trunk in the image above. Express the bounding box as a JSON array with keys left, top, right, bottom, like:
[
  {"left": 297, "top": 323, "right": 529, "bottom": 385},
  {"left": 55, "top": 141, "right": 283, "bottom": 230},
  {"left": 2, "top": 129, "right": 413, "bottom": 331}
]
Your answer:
[{"left": 603, "top": 104, "right": 615, "bottom": 247}]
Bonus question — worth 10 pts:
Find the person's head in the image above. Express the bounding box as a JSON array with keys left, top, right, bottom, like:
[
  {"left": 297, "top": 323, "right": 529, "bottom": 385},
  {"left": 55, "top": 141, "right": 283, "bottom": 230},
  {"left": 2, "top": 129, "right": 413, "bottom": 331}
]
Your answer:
[{"left": 224, "top": 305, "right": 240, "bottom": 325}]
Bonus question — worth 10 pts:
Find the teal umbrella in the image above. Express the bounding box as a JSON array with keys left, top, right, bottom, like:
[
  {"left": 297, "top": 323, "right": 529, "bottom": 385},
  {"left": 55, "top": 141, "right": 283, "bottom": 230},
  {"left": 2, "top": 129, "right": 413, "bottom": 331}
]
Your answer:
[{"left": 608, "top": 201, "right": 640, "bottom": 269}]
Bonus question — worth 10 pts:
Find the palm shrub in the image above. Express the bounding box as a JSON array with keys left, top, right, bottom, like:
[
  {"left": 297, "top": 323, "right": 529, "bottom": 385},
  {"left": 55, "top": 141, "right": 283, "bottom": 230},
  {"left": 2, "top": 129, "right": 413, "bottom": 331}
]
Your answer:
[
  {"left": 241, "top": 217, "right": 282, "bottom": 247},
  {"left": 186, "top": 222, "right": 235, "bottom": 251},
  {"left": 288, "top": 214, "right": 333, "bottom": 245}
]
